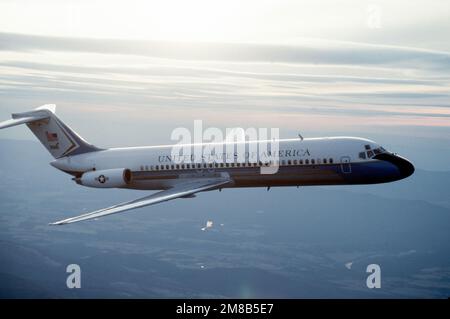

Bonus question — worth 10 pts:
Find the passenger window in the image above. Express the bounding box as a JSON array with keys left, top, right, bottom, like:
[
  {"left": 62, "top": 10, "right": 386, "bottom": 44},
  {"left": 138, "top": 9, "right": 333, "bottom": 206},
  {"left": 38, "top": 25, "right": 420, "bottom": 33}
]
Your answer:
[
  {"left": 311, "top": 159, "right": 315, "bottom": 164},
  {"left": 166, "top": 165, "right": 170, "bottom": 170},
  {"left": 299, "top": 160, "right": 303, "bottom": 165},
  {"left": 329, "top": 158, "right": 333, "bottom": 164},
  {"left": 305, "top": 159, "right": 309, "bottom": 164}
]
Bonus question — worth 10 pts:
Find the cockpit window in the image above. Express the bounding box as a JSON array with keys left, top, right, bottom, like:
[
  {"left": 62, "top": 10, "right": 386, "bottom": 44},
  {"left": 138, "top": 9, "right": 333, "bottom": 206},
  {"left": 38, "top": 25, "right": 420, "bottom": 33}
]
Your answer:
[
  {"left": 373, "top": 147, "right": 386, "bottom": 156},
  {"left": 363, "top": 146, "right": 386, "bottom": 159}
]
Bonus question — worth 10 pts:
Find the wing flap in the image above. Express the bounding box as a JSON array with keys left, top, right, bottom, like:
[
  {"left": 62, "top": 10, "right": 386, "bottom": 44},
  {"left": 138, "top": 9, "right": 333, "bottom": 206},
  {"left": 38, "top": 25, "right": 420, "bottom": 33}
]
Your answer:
[{"left": 50, "top": 177, "right": 230, "bottom": 225}]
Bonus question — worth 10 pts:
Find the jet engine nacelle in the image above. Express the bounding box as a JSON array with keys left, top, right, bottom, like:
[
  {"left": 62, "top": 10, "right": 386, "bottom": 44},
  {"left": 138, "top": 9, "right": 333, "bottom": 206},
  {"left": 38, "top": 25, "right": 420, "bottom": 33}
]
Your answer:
[{"left": 77, "top": 168, "right": 132, "bottom": 188}]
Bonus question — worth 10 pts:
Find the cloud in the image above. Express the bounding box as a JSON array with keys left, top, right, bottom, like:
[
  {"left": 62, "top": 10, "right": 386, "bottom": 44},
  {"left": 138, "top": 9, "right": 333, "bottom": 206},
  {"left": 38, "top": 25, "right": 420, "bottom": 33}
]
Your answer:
[
  {"left": 1, "top": 32, "right": 450, "bottom": 68},
  {"left": 1, "top": 60, "right": 443, "bottom": 86},
  {"left": 0, "top": 31, "right": 449, "bottom": 149}
]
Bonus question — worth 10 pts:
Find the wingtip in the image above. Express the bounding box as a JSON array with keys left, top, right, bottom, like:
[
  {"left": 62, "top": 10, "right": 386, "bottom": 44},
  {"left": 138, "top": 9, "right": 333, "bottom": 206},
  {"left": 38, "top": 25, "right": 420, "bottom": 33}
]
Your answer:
[{"left": 49, "top": 221, "right": 66, "bottom": 226}]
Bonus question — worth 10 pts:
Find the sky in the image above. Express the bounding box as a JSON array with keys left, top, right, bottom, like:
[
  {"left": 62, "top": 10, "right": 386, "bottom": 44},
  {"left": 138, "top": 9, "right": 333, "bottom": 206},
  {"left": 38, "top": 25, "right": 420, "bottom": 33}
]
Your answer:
[
  {"left": 1, "top": 1, "right": 450, "bottom": 299},
  {"left": 0, "top": 0, "right": 449, "bottom": 169}
]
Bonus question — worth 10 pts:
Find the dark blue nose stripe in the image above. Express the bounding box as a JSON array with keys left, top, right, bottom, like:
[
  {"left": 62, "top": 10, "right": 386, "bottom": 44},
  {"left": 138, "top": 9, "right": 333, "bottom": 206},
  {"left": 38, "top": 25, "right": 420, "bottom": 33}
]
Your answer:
[{"left": 373, "top": 153, "right": 415, "bottom": 178}]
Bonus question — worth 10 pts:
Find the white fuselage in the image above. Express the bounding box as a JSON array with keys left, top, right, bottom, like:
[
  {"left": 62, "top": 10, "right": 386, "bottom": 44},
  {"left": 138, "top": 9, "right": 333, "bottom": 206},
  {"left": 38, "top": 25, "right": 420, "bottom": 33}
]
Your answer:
[{"left": 50, "top": 137, "right": 414, "bottom": 190}]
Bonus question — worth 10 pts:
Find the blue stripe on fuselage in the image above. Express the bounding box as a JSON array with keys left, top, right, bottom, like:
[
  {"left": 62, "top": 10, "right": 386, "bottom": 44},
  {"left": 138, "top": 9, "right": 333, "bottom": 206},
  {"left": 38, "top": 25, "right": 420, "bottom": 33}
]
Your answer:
[
  {"left": 337, "top": 160, "right": 401, "bottom": 184},
  {"left": 129, "top": 159, "right": 402, "bottom": 189}
]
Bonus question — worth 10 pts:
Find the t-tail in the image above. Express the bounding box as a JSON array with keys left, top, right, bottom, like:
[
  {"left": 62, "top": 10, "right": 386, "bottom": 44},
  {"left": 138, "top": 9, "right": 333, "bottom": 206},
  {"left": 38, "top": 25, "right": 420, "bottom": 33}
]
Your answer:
[{"left": 0, "top": 104, "right": 102, "bottom": 158}]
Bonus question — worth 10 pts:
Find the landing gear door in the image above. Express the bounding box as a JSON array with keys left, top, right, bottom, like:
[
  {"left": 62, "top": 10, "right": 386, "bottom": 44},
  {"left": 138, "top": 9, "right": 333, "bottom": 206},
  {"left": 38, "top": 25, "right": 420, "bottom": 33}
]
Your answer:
[{"left": 340, "top": 156, "right": 352, "bottom": 173}]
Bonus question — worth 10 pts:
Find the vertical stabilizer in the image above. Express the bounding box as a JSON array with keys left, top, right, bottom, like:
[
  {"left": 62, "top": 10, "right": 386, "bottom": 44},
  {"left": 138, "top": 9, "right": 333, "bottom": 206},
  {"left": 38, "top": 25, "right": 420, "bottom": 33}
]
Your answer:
[{"left": 0, "top": 104, "right": 102, "bottom": 158}]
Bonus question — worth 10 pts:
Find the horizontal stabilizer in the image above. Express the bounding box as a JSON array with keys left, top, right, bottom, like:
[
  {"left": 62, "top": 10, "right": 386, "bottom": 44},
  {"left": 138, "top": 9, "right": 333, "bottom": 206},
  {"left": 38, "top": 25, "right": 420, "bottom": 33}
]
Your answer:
[
  {"left": 0, "top": 113, "right": 50, "bottom": 129},
  {"left": 0, "top": 104, "right": 54, "bottom": 130}
]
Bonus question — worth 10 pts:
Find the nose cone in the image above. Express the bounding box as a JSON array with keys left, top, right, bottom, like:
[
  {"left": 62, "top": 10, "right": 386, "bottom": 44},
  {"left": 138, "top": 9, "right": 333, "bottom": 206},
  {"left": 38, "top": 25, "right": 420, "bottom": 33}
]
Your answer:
[
  {"left": 374, "top": 153, "right": 415, "bottom": 179},
  {"left": 395, "top": 155, "right": 415, "bottom": 178}
]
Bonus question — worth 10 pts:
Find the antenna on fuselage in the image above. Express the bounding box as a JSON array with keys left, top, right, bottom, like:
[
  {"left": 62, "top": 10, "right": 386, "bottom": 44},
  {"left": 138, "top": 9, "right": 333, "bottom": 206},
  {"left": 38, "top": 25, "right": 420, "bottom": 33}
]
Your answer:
[{"left": 298, "top": 133, "right": 304, "bottom": 141}]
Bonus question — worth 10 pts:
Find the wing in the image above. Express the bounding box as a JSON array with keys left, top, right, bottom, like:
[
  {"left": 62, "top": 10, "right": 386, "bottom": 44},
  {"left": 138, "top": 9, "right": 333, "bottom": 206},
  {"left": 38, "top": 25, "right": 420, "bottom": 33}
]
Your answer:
[{"left": 50, "top": 177, "right": 231, "bottom": 225}]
